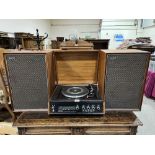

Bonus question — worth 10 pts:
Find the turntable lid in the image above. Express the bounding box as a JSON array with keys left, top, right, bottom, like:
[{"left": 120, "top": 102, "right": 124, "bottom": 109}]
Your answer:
[{"left": 54, "top": 50, "right": 98, "bottom": 84}]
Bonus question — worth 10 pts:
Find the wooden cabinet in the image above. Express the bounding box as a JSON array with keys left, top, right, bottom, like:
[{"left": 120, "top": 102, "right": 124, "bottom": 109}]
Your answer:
[
  {"left": 15, "top": 32, "right": 44, "bottom": 50},
  {"left": 0, "top": 37, "right": 16, "bottom": 49},
  {"left": 14, "top": 112, "right": 142, "bottom": 135},
  {"left": 51, "top": 40, "right": 62, "bottom": 49}
]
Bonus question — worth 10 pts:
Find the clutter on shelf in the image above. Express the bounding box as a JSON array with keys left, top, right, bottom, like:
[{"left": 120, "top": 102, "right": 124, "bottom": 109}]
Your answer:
[{"left": 117, "top": 37, "right": 155, "bottom": 53}]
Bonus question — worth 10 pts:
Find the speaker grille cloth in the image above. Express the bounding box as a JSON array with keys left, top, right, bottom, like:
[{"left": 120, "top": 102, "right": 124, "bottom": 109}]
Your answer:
[
  {"left": 6, "top": 54, "right": 48, "bottom": 110},
  {"left": 105, "top": 53, "right": 148, "bottom": 110}
]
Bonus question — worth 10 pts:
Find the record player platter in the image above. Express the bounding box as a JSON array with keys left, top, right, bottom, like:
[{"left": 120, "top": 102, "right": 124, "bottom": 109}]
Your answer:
[
  {"left": 49, "top": 84, "right": 104, "bottom": 115},
  {"left": 61, "top": 86, "right": 89, "bottom": 98}
]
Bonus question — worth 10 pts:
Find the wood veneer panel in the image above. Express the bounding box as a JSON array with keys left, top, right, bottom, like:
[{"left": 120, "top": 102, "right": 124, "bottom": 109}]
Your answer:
[{"left": 55, "top": 51, "right": 98, "bottom": 84}]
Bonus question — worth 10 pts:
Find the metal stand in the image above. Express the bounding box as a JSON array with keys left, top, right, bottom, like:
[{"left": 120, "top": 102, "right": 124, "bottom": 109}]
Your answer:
[{"left": 28, "top": 29, "right": 48, "bottom": 50}]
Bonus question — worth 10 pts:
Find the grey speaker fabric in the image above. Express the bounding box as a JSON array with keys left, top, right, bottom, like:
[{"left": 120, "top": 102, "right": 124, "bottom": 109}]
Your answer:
[
  {"left": 105, "top": 53, "right": 148, "bottom": 110},
  {"left": 5, "top": 54, "right": 48, "bottom": 111}
]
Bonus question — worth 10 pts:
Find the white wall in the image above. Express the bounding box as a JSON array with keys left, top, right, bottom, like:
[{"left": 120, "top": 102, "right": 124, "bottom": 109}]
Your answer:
[
  {"left": 0, "top": 19, "right": 101, "bottom": 48},
  {"left": 140, "top": 27, "right": 155, "bottom": 44},
  {"left": 3, "top": 19, "right": 155, "bottom": 50},
  {"left": 50, "top": 19, "right": 101, "bottom": 40},
  {"left": 100, "top": 19, "right": 138, "bottom": 49},
  {"left": 0, "top": 19, "right": 52, "bottom": 48},
  {"left": 136, "top": 19, "right": 155, "bottom": 45}
]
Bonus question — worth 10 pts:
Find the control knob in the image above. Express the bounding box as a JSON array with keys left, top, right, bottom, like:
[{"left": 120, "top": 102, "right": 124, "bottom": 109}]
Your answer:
[
  {"left": 92, "top": 105, "right": 95, "bottom": 111},
  {"left": 87, "top": 105, "right": 90, "bottom": 112},
  {"left": 51, "top": 105, "right": 55, "bottom": 112},
  {"left": 76, "top": 105, "right": 79, "bottom": 110},
  {"left": 87, "top": 105, "right": 90, "bottom": 110},
  {"left": 82, "top": 105, "right": 85, "bottom": 112},
  {"left": 97, "top": 105, "right": 100, "bottom": 111}
]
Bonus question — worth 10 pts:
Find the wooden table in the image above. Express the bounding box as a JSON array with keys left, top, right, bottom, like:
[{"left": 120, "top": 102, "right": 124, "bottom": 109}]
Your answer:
[{"left": 13, "top": 112, "right": 142, "bottom": 135}]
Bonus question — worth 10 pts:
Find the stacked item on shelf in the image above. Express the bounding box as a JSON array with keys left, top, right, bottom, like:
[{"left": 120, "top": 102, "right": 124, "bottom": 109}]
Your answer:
[
  {"left": 0, "top": 31, "right": 16, "bottom": 49},
  {"left": 51, "top": 37, "right": 64, "bottom": 49},
  {"left": 117, "top": 37, "right": 155, "bottom": 53},
  {"left": 144, "top": 53, "right": 155, "bottom": 98},
  {"left": 60, "top": 40, "right": 94, "bottom": 50}
]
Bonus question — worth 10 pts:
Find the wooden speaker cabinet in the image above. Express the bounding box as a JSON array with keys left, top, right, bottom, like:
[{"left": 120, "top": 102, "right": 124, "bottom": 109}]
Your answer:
[
  {"left": 99, "top": 49, "right": 150, "bottom": 111},
  {"left": 3, "top": 50, "right": 55, "bottom": 112}
]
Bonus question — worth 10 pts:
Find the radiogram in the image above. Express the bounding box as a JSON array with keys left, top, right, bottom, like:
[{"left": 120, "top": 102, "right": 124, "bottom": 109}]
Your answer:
[{"left": 3, "top": 49, "right": 150, "bottom": 114}]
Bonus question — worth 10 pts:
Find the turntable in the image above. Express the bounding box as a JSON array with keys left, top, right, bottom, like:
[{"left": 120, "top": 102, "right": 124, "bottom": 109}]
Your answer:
[
  {"left": 49, "top": 84, "right": 103, "bottom": 115},
  {"left": 48, "top": 50, "right": 104, "bottom": 115}
]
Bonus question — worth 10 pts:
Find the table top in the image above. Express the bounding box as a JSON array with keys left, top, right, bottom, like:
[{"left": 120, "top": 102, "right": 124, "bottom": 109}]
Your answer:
[{"left": 13, "top": 112, "right": 142, "bottom": 128}]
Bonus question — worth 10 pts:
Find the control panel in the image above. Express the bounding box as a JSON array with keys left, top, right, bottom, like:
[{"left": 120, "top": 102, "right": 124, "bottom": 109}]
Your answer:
[{"left": 50, "top": 102, "right": 103, "bottom": 115}]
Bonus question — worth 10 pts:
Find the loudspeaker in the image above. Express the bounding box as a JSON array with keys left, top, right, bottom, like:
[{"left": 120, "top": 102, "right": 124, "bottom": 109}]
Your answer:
[
  {"left": 100, "top": 50, "right": 150, "bottom": 111},
  {"left": 4, "top": 50, "right": 55, "bottom": 112}
]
